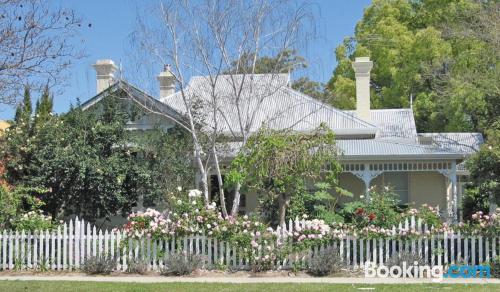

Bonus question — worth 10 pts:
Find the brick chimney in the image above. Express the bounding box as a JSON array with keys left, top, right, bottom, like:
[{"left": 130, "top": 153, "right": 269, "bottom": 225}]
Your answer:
[
  {"left": 352, "top": 57, "right": 373, "bottom": 122},
  {"left": 92, "top": 59, "right": 118, "bottom": 94},
  {"left": 157, "top": 64, "right": 176, "bottom": 98}
]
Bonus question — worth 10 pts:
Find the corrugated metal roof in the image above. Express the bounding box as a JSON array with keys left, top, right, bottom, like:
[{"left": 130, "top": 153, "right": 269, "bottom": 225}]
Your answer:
[
  {"left": 346, "top": 109, "right": 418, "bottom": 140},
  {"left": 418, "top": 133, "right": 483, "bottom": 154},
  {"left": 336, "top": 139, "right": 467, "bottom": 160},
  {"left": 219, "top": 139, "right": 466, "bottom": 160},
  {"left": 161, "top": 74, "right": 378, "bottom": 136}
]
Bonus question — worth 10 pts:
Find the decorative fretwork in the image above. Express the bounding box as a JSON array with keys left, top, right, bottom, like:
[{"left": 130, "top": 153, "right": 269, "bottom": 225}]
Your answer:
[{"left": 342, "top": 161, "right": 452, "bottom": 173}]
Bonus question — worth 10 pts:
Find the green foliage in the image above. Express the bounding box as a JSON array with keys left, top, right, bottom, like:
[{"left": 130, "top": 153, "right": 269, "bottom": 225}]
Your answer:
[
  {"left": 328, "top": 0, "right": 499, "bottom": 134},
  {"left": 465, "top": 122, "right": 500, "bottom": 217},
  {"left": 160, "top": 252, "right": 204, "bottom": 276},
  {"left": 0, "top": 184, "right": 48, "bottom": 229},
  {"left": 82, "top": 255, "right": 117, "bottom": 275},
  {"left": 342, "top": 188, "right": 402, "bottom": 229},
  {"left": 489, "top": 255, "right": 500, "bottom": 278},
  {"left": 3, "top": 89, "right": 193, "bottom": 222},
  {"left": 462, "top": 187, "right": 489, "bottom": 220},
  {"left": 403, "top": 204, "right": 442, "bottom": 228},
  {"left": 226, "top": 124, "right": 345, "bottom": 226},
  {"left": 9, "top": 210, "right": 58, "bottom": 231}
]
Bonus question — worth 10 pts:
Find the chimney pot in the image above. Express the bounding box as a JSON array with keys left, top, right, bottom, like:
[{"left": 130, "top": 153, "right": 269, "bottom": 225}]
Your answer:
[
  {"left": 352, "top": 57, "right": 373, "bottom": 122},
  {"left": 92, "top": 59, "right": 118, "bottom": 94},
  {"left": 157, "top": 65, "right": 175, "bottom": 98}
]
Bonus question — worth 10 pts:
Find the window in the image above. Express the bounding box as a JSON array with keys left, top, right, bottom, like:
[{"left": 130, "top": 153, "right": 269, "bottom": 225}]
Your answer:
[
  {"left": 370, "top": 172, "right": 409, "bottom": 204},
  {"left": 383, "top": 173, "right": 409, "bottom": 204}
]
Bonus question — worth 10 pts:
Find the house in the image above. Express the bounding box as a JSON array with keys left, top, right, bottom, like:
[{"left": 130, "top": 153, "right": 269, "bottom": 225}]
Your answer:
[{"left": 82, "top": 58, "right": 483, "bottom": 222}]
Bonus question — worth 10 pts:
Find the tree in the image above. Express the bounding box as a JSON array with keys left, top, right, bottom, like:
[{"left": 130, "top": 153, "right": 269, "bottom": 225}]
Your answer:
[
  {"left": 225, "top": 49, "right": 306, "bottom": 74},
  {"left": 132, "top": 0, "right": 314, "bottom": 216},
  {"left": 3, "top": 92, "right": 193, "bottom": 222},
  {"left": 464, "top": 121, "right": 500, "bottom": 217},
  {"left": 0, "top": 0, "right": 83, "bottom": 105},
  {"left": 226, "top": 125, "right": 344, "bottom": 226},
  {"left": 328, "top": 0, "right": 498, "bottom": 134}
]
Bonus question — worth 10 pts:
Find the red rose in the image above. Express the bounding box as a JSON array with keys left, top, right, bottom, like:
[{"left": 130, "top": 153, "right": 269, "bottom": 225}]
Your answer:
[
  {"left": 368, "top": 213, "right": 376, "bottom": 221},
  {"left": 355, "top": 208, "right": 365, "bottom": 215}
]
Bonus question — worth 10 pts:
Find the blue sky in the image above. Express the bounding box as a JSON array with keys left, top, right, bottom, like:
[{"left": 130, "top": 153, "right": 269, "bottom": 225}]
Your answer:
[{"left": 0, "top": 0, "right": 371, "bottom": 120}]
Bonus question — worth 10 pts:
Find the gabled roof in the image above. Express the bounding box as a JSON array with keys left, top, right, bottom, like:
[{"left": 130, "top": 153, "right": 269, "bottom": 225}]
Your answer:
[
  {"left": 161, "top": 74, "right": 378, "bottom": 137},
  {"left": 80, "top": 80, "right": 189, "bottom": 130},
  {"left": 346, "top": 109, "right": 418, "bottom": 140}
]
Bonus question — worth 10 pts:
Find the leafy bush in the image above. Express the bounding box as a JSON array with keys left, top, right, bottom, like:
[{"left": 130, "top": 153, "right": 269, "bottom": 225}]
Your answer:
[
  {"left": 342, "top": 188, "right": 402, "bottom": 229},
  {"left": 160, "top": 252, "right": 204, "bottom": 276},
  {"left": 82, "top": 255, "right": 116, "bottom": 275},
  {"left": 307, "top": 247, "right": 343, "bottom": 276},
  {"left": 10, "top": 210, "right": 60, "bottom": 231},
  {"left": 126, "top": 258, "right": 149, "bottom": 275},
  {"left": 457, "top": 209, "right": 499, "bottom": 236},
  {"left": 489, "top": 255, "right": 500, "bottom": 278},
  {"left": 0, "top": 185, "right": 47, "bottom": 229},
  {"left": 403, "top": 204, "right": 442, "bottom": 228}
]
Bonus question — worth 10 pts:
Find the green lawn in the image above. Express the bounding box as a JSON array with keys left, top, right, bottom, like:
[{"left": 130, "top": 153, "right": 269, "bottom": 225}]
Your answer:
[{"left": 0, "top": 281, "right": 497, "bottom": 292}]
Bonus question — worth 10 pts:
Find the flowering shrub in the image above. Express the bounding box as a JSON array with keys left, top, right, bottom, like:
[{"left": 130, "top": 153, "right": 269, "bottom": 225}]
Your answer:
[
  {"left": 341, "top": 189, "right": 401, "bottom": 229},
  {"left": 457, "top": 209, "right": 500, "bottom": 236},
  {"left": 122, "top": 208, "right": 169, "bottom": 240},
  {"left": 9, "top": 210, "right": 60, "bottom": 231},
  {"left": 118, "top": 188, "right": 500, "bottom": 271},
  {"left": 291, "top": 216, "right": 331, "bottom": 251},
  {"left": 402, "top": 204, "right": 442, "bottom": 228}
]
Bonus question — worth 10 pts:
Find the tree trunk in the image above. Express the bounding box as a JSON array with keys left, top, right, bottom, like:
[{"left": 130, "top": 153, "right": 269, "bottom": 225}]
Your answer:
[
  {"left": 230, "top": 182, "right": 242, "bottom": 216},
  {"left": 278, "top": 194, "right": 290, "bottom": 227},
  {"left": 213, "top": 149, "right": 228, "bottom": 217}
]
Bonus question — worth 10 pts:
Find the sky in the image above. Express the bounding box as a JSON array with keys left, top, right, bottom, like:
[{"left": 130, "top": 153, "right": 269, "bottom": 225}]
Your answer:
[{"left": 0, "top": 0, "right": 371, "bottom": 120}]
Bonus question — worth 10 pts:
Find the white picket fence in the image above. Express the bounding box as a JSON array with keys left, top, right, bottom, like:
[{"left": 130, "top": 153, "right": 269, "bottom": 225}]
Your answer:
[{"left": 0, "top": 217, "right": 498, "bottom": 271}]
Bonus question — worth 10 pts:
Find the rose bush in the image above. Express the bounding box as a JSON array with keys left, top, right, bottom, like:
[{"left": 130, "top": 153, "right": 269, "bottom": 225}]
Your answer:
[
  {"left": 10, "top": 210, "right": 60, "bottom": 231},
  {"left": 457, "top": 209, "right": 500, "bottom": 236}
]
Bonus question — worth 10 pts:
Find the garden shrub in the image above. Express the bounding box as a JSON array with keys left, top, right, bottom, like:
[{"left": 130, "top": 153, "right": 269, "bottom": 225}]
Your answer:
[
  {"left": 342, "top": 188, "right": 402, "bottom": 229},
  {"left": 82, "top": 255, "right": 117, "bottom": 275},
  {"left": 9, "top": 210, "right": 60, "bottom": 231},
  {"left": 307, "top": 247, "right": 343, "bottom": 276},
  {"left": 160, "top": 252, "right": 204, "bottom": 276},
  {"left": 126, "top": 258, "right": 149, "bottom": 275},
  {"left": 0, "top": 185, "right": 59, "bottom": 231},
  {"left": 489, "top": 255, "right": 500, "bottom": 278},
  {"left": 403, "top": 204, "right": 442, "bottom": 228},
  {"left": 457, "top": 209, "right": 499, "bottom": 236}
]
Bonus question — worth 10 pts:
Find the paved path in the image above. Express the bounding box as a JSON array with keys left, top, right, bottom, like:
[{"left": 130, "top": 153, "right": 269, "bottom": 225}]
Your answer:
[{"left": 0, "top": 275, "right": 498, "bottom": 284}]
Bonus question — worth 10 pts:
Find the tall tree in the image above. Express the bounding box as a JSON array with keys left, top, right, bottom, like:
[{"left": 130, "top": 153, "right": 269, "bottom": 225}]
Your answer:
[
  {"left": 132, "top": 0, "right": 314, "bottom": 216},
  {"left": 328, "top": 0, "right": 498, "bottom": 134},
  {"left": 0, "top": 0, "right": 83, "bottom": 105}
]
